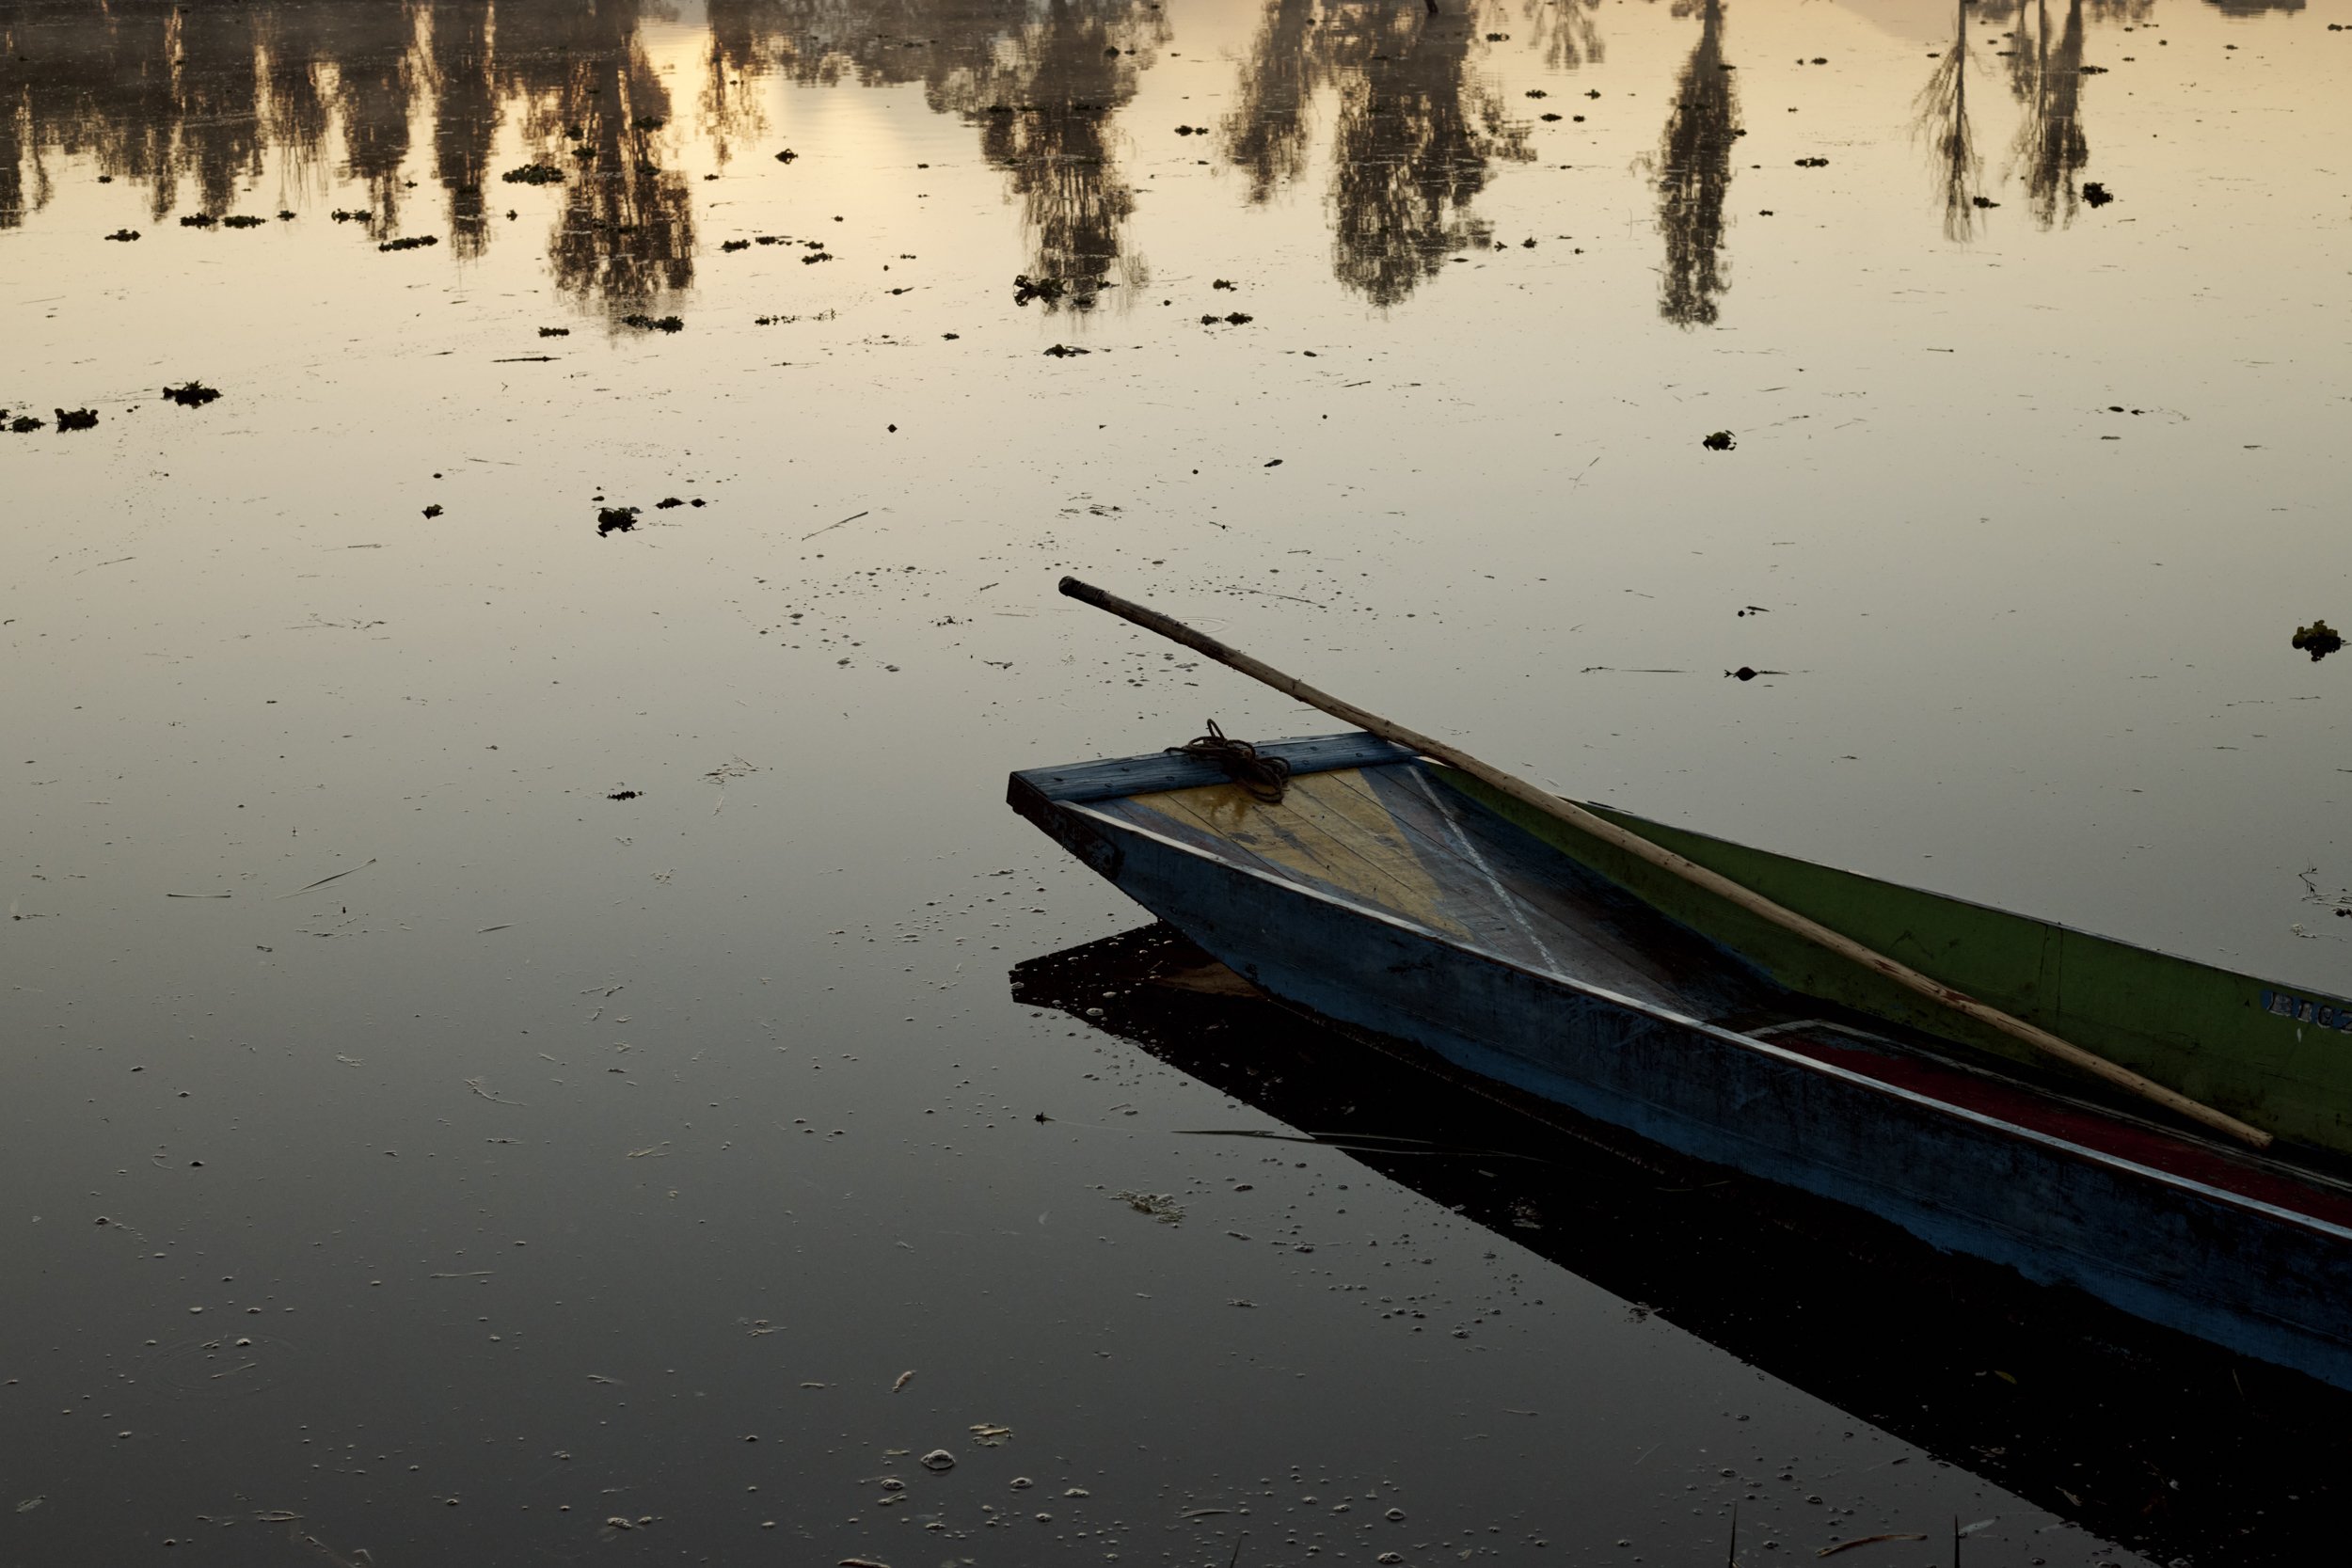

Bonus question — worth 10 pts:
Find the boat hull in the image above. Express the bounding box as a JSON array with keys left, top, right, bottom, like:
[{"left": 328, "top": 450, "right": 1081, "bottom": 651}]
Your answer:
[{"left": 1013, "top": 760, "right": 2352, "bottom": 1391}]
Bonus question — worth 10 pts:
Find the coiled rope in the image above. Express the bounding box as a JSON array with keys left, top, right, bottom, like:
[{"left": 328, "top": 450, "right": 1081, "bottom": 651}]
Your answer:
[{"left": 1167, "top": 720, "right": 1292, "bottom": 804}]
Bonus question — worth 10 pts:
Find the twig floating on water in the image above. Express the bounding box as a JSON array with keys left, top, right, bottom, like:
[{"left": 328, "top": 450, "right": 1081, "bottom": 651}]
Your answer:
[
  {"left": 1816, "top": 1533, "right": 1928, "bottom": 1558},
  {"left": 802, "top": 510, "right": 870, "bottom": 541},
  {"left": 276, "top": 859, "right": 376, "bottom": 899},
  {"left": 166, "top": 892, "right": 232, "bottom": 898},
  {"left": 465, "top": 1077, "right": 527, "bottom": 1107}
]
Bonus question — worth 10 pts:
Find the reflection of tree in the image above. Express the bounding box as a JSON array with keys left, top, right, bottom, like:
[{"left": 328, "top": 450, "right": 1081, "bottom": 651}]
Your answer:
[
  {"left": 1913, "top": 0, "right": 1980, "bottom": 241},
  {"left": 707, "top": 0, "right": 1162, "bottom": 309},
  {"left": 333, "top": 3, "right": 419, "bottom": 237},
  {"left": 168, "top": 2, "right": 269, "bottom": 222},
  {"left": 425, "top": 1, "right": 499, "bottom": 258},
  {"left": 1654, "top": 0, "right": 1737, "bottom": 327},
  {"left": 959, "top": 0, "right": 1165, "bottom": 306},
  {"left": 2010, "top": 0, "right": 2089, "bottom": 230},
  {"left": 501, "top": 1, "right": 695, "bottom": 315},
  {"left": 1524, "top": 0, "right": 1604, "bottom": 71},
  {"left": 1222, "top": 0, "right": 1318, "bottom": 205},
  {"left": 1222, "top": 0, "right": 1531, "bottom": 306},
  {"left": 259, "top": 2, "right": 339, "bottom": 198},
  {"left": 702, "top": 0, "right": 789, "bottom": 166},
  {"left": 1331, "top": 6, "right": 1532, "bottom": 306}
]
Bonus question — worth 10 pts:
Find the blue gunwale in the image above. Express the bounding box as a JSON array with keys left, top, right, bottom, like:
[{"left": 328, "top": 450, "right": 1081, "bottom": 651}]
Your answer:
[{"left": 1016, "top": 732, "right": 1419, "bottom": 803}]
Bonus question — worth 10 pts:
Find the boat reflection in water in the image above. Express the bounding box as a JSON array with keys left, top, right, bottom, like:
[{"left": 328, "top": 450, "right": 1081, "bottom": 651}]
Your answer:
[{"left": 1012, "top": 923, "right": 2349, "bottom": 1568}]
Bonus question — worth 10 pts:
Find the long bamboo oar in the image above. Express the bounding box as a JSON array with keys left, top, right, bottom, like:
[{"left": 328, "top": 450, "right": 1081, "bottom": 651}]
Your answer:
[{"left": 1059, "top": 576, "right": 2273, "bottom": 1150}]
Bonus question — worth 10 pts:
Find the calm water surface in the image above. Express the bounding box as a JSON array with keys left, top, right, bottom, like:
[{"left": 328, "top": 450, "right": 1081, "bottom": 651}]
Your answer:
[{"left": 5, "top": 1, "right": 2351, "bottom": 1563}]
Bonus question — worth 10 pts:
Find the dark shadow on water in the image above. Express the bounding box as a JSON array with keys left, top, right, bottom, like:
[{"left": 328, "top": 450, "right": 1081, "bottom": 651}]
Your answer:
[{"left": 1011, "top": 922, "right": 2350, "bottom": 1568}]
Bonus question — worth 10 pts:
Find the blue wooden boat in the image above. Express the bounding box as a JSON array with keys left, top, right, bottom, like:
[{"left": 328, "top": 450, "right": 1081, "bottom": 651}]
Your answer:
[{"left": 1009, "top": 732, "right": 2352, "bottom": 1391}]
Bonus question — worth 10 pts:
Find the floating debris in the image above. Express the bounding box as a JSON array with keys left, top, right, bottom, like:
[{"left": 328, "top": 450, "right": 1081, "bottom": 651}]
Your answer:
[
  {"left": 221, "top": 214, "right": 265, "bottom": 229},
  {"left": 620, "top": 314, "right": 684, "bottom": 333},
  {"left": 161, "top": 382, "right": 220, "bottom": 407},
  {"left": 1012, "top": 274, "right": 1068, "bottom": 307},
  {"left": 421, "top": 504, "right": 443, "bottom": 519},
  {"left": 502, "top": 162, "right": 565, "bottom": 185},
  {"left": 1703, "top": 430, "right": 1736, "bottom": 451},
  {"left": 596, "top": 505, "right": 641, "bottom": 535},
  {"left": 179, "top": 213, "right": 217, "bottom": 228},
  {"left": 654, "top": 497, "right": 687, "bottom": 510},
  {"left": 103, "top": 229, "right": 140, "bottom": 242},
  {"left": 330, "top": 208, "right": 370, "bottom": 223},
  {"left": 54, "top": 407, "right": 98, "bottom": 432},
  {"left": 607, "top": 789, "right": 642, "bottom": 801},
  {"left": 5, "top": 414, "right": 45, "bottom": 434},
  {"left": 919, "top": 1449, "right": 956, "bottom": 1471},
  {"left": 891, "top": 1370, "right": 914, "bottom": 1392},
  {"left": 2083, "top": 182, "right": 2115, "bottom": 207},
  {"left": 774, "top": 149, "right": 798, "bottom": 163},
  {"left": 969, "top": 1423, "right": 1013, "bottom": 1446},
  {"left": 2292, "top": 620, "right": 2342, "bottom": 661},
  {"left": 721, "top": 239, "right": 750, "bottom": 252},
  {"left": 379, "top": 235, "right": 440, "bottom": 252},
  {"left": 538, "top": 326, "right": 570, "bottom": 338},
  {"left": 1043, "top": 343, "right": 1090, "bottom": 357},
  {"left": 1113, "top": 1190, "right": 1184, "bottom": 1224},
  {"left": 1794, "top": 156, "right": 1830, "bottom": 168}
]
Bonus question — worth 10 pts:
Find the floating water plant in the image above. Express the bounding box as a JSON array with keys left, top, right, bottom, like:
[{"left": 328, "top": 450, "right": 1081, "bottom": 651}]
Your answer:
[{"left": 2293, "top": 621, "right": 2343, "bottom": 661}]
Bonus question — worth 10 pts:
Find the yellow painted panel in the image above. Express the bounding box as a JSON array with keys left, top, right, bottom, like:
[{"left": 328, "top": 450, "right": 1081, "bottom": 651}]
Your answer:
[{"left": 1129, "top": 772, "right": 1470, "bottom": 939}]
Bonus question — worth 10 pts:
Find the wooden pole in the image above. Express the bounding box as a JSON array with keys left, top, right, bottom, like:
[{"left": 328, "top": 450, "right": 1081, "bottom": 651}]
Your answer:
[{"left": 1058, "top": 575, "right": 2275, "bottom": 1151}]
